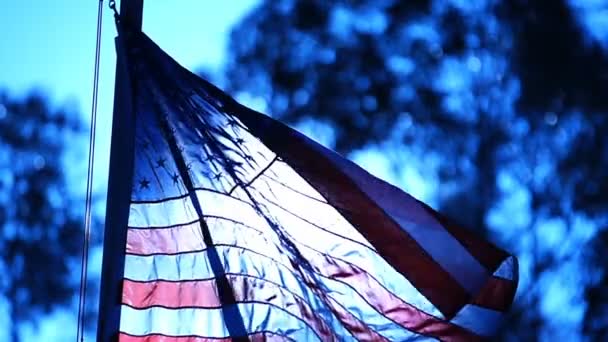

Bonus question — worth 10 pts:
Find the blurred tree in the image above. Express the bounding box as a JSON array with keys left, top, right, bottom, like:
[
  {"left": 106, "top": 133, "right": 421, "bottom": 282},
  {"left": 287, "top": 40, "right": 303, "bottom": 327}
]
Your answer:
[
  {"left": 0, "top": 91, "right": 85, "bottom": 341},
  {"left": 225, "top": 0, "right": 608, "bottom": 339}
]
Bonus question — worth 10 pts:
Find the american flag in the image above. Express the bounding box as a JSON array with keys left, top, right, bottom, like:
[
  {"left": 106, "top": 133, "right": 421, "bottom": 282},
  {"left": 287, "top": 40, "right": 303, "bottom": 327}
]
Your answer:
[{"left": 99, "top": 28, "right": 518, "bottom": 341}]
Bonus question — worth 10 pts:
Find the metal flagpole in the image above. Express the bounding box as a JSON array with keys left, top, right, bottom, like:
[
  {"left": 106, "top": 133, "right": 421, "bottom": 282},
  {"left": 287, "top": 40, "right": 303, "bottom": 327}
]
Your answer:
[{"left": 96, "top": 1, "right": 143, "bottom": 341}]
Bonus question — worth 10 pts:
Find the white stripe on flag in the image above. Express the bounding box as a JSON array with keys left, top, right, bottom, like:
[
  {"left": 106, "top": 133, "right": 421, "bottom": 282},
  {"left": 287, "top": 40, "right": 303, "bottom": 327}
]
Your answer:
[
  {"left": 128, "top": 189, "right": 266, "bottom": 228},
  {"left": 119, "top": 304, "right": 321, "bottom": 341},
  {"left": 494, "top": 256, "right": 517, "bottom": 280},
  {"left": 451, "top": 304, "right": 503, "bottom": 337}
]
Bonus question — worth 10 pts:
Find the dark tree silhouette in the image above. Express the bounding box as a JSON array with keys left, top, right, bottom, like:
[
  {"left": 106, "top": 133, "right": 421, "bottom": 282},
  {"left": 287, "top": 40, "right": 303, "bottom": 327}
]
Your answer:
[
  {"left": 0, "top": 91, "right": 86, "bottom": 341},
  {"left": 225, "top": 0, "right": 608, "bottom": 339}
]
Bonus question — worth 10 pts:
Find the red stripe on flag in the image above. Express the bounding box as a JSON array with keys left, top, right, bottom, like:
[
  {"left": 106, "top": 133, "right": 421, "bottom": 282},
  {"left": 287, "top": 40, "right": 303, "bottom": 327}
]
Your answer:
[
  {"left": 118, "top": 332, "right": 290, "bottom": 342},
  {"left": 123, "top": 279, "right": 220, "bottom": 308},
  {"left": 235, "top": 111, "right": 469, "bottom": 317},
  {"left": 122, "top": 276, "right": 336, "bottom": 341},
  {"left": 472, "top": 276, "right": 517, "bottom": 312},
  {"left": 317, "top": 250, "right": 482, "bottom": 341},
  {"left": 127, "top": 223, "right": 204, "bottom": 255},
  {"left": 325, "top": 298, "right": 390, "bottom": 342},
  {"left": 123, "top": 277, "right": 394, "bottom": 342}
]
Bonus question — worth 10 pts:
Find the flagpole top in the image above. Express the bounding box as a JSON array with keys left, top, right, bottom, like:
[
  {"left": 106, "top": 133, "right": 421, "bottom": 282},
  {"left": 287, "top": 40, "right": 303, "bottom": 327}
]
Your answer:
[{"left": 118, "top": 0, "right": 144, "bottom": 31}]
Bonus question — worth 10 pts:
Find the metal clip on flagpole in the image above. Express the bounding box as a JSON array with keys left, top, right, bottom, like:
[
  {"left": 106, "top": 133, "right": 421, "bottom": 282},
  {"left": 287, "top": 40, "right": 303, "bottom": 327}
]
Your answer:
[
  {"left": 97, "top": 1, "right": 143, "bottom": 341},
  {"left": 108, "top": 0, "right": 118, "bottom": 19}
]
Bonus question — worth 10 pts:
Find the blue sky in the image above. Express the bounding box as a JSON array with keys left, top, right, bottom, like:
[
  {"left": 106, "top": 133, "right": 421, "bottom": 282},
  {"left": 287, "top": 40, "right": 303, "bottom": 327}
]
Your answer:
[
  {"left": 1, "top": 0, "right": 259, "bottom": 193},
  {"left": 1, "top": 1, "right": 259, "bottom": 340}
]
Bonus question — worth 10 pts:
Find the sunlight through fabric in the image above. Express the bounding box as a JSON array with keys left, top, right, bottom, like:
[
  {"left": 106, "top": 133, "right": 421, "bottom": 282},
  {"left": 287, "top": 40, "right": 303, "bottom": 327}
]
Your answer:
[{"left": 112, "top": 27, "right": 518, "bottom": 341}]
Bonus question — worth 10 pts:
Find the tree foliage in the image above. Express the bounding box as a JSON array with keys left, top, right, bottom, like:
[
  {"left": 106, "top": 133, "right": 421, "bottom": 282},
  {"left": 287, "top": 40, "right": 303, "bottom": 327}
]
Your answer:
[
  {"left": 226, "top": 0, "right": 608, "bottom": 339},
  {"left": 0, "top": 91, "right": 85, "bottom": 340}
]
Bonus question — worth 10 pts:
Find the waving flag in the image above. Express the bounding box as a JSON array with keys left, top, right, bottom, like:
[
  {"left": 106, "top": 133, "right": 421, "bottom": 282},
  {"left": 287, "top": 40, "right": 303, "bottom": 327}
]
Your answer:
[{"left": 98, "top": 27, "right": 518, "bottom": 342}]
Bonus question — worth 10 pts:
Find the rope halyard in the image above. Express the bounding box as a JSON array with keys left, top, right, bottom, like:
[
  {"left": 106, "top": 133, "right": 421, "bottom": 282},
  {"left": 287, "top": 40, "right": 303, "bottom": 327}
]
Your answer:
[{"left": 77, "top": 0, "right": 104, "bottom": 340}]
